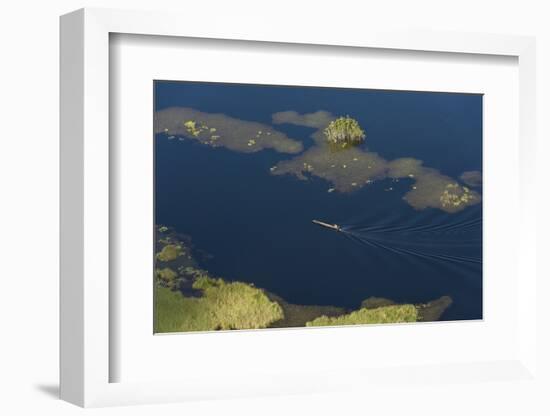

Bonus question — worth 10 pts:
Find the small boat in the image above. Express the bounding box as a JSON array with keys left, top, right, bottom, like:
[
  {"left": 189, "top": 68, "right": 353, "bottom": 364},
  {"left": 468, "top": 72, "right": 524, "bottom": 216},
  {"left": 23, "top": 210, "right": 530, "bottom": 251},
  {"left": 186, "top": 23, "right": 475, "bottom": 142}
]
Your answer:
[{"left": 312, "top": 219, "right": 341, "bottom": 232}]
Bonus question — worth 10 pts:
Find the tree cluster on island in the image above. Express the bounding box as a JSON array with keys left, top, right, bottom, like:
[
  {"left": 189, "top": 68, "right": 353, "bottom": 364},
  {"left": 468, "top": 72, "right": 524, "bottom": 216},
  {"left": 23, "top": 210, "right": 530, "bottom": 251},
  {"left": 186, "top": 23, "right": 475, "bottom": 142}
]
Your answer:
[{"left": 323, "top": 116, "right": 366, "bottom": 147}]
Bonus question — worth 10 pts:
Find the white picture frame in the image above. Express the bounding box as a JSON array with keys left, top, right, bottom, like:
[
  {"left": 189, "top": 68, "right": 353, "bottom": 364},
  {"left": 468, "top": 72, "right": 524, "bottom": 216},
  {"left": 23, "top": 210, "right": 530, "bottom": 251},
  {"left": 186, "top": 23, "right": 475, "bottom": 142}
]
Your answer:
[{"left": 60, "top": 7, "right": 538, "bottom": 407}]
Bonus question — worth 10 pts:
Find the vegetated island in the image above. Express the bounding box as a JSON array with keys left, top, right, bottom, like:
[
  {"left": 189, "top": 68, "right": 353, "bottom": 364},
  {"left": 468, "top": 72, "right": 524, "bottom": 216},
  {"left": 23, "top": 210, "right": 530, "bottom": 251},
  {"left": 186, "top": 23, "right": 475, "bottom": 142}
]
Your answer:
[
  {"left": 154, "top": 225, "right": 453, "bottom": 333},
  {"left": 324, "top": 116, "right": 366, "bottom": 148}
]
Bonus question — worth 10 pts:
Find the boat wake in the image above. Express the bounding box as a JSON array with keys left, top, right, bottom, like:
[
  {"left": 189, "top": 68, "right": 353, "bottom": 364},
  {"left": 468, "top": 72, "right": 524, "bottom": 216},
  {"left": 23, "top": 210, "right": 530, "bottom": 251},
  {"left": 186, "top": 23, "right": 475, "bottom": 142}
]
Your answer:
[{"left": 332, "top": 208, "right": 482, "bottom": 267}]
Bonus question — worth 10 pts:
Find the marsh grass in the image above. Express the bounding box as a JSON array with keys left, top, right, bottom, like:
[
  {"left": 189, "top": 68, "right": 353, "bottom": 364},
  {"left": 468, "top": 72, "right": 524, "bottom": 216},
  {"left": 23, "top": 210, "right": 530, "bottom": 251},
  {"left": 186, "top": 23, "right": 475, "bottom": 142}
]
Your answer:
[
  {"left": 155, "top": 267, "right": 178, "bottom": 288},
  {"left": 153, "top": 205, "right": 454, "bottom": 332},
  {"left": 306, "top": 304, "right": 418, "bottom": 327},
  {"left": 155, "top": 276, "right": 284, "bottom": 333}
]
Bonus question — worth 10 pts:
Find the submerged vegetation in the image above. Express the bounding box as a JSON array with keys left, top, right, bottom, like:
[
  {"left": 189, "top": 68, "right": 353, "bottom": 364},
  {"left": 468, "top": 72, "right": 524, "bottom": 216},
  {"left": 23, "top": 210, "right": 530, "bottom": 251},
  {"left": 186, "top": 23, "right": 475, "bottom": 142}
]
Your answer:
[
  {"left": 460, "top": 170, "right": 482, "bottom": 187},
  {"left": 154, "top": 226, "right": 453, "bottom": 333},
  {"left": 270, "top": 111, "right": 481, "bottom": 213},
  {"left": 272, "top": 110, "right": 334, "bottom": 128},
  {"left": 387, "top": 160, "right": 481, "bottom": 213},
  {"left": 416, "top": 296, "right": 453, "bottom": 322},
  {"left": 361, "top": 297, "right": 397, "bottom": 309},
  {"left": 266, "top": 292, "right": 346, "bottom": 328},
  {"left": 323, "top": 116, "right": 366, "bottom": 147},
  {"left": 271, "top": 143, "right": 387, "bottom": 192},
  {"left": 155, "top": 107, "right": 303, "bottom": 154},
  {"left": 155, "top": 107, "right": 481, "bottom": 213}
]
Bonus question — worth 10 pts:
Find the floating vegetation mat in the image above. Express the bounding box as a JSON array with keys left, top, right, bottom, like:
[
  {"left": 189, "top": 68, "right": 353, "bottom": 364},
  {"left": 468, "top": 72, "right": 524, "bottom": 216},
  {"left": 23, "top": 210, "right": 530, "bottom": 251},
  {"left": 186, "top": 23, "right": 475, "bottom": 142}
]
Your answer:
[
  {"left": 155, "top": 107, "right": 303, "bottom": 154},
  {"left": 271, "top": 111, "right": 481, "bottom": 213}
]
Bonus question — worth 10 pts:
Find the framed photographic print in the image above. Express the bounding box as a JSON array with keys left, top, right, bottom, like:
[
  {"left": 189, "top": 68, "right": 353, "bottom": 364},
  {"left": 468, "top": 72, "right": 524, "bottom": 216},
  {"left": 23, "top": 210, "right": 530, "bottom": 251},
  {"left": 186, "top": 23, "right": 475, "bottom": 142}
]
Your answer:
[{"left": 60, "top": 7, "right": 539, "bottom": 408}]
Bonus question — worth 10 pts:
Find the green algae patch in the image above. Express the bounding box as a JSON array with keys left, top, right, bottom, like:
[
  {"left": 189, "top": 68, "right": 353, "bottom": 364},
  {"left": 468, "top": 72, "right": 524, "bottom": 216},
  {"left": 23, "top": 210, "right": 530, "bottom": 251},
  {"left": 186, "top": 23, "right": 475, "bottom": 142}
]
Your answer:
[
  {"left": 155, "top": 107, "right": 303, "bottom": 154},
  {"left": 155, "top": 277, "right": 284, "bottom": 333},
  {"left": 306, "top": 304, "right": 418, "bottom": 327},
  {"left": 156, "top": 244, "right": 183, "bottom": 262}
]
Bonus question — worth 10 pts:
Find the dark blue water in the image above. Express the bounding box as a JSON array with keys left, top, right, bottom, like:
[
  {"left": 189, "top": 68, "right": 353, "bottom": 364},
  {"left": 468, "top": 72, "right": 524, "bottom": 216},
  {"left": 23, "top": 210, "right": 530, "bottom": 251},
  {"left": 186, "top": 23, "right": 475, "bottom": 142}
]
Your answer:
[{"left": 155, "top": 81, "right": 483, "bottom": 321}]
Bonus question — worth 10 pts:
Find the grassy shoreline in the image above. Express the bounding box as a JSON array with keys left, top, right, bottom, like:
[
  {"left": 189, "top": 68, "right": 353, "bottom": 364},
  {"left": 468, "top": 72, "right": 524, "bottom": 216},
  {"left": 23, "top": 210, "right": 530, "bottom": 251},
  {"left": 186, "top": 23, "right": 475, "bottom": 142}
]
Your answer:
[{"left": 154, "top": 225, "right": 453, "bottom": 333}]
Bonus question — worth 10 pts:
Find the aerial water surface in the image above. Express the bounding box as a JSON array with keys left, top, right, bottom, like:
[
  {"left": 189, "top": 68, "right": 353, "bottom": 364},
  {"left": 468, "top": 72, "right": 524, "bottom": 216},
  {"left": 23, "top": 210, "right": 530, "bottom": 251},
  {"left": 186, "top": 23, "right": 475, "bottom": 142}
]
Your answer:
[{"left": 153, "top": 81, "right": 482, "bottom": 332}]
